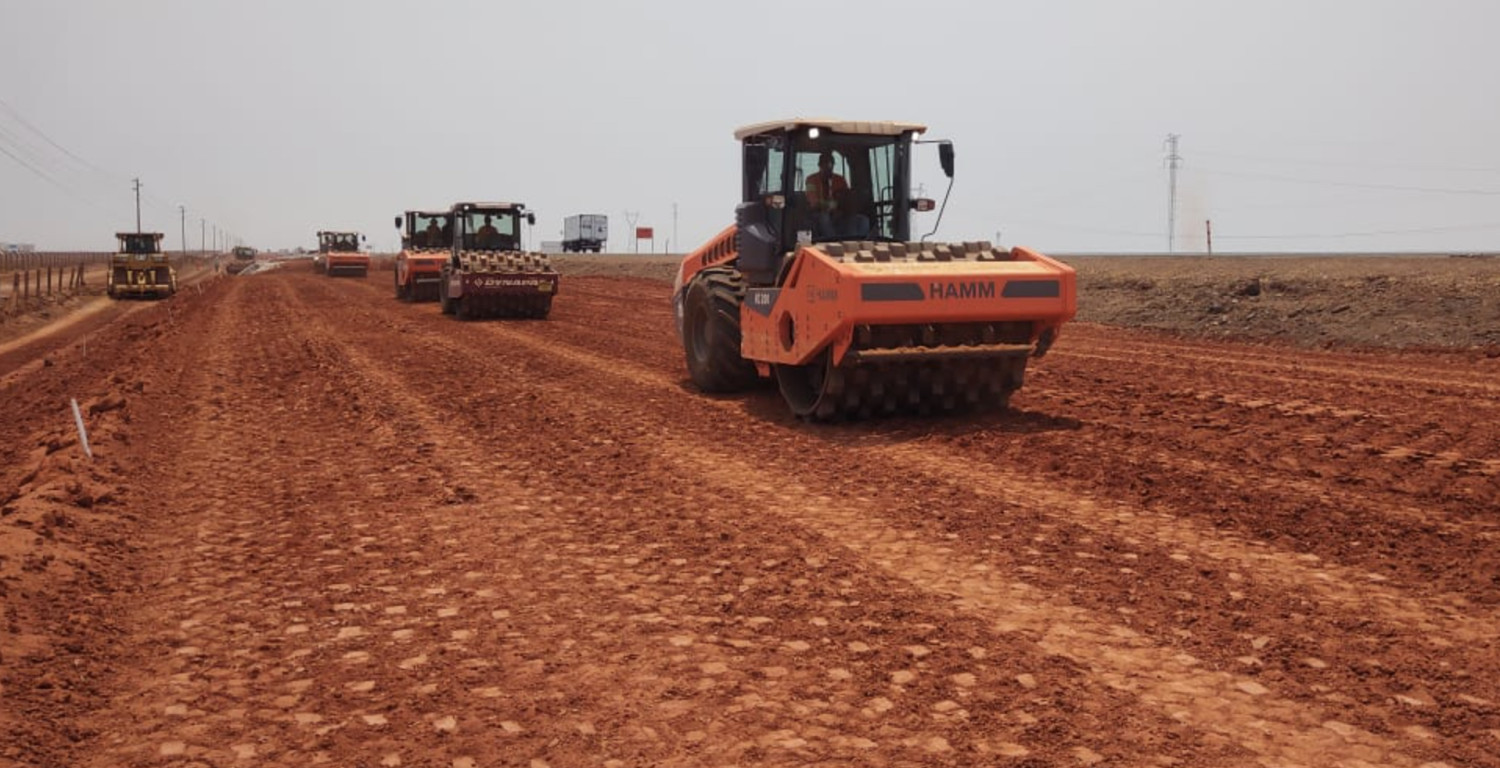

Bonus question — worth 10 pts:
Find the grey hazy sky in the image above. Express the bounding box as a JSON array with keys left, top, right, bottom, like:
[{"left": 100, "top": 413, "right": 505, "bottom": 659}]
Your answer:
[{"left": 3, "top": 0, "right": 1499, "bottom": 253}]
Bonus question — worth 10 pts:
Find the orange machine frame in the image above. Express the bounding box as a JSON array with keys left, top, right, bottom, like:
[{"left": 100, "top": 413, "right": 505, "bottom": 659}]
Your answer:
[{"left": 677, "top": 228, "right": 1077, "bottom": 372}]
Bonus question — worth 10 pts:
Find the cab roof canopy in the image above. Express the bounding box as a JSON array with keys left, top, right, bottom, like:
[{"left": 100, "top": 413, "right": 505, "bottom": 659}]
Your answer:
[
  {"left": 451, "top": 201, "right": 528, "bottom": 212},
  {"left": 116, "top": 232, "right": 164, "bottom": 238},
  {"left": 733, "top": 118, "right": 928, "bottom": 141},
  {"left": 317, "top": 231, "right": 360, "bottom": 237},
  {"left": 409, "top": 210, "right": 453, "bottom": 217}
]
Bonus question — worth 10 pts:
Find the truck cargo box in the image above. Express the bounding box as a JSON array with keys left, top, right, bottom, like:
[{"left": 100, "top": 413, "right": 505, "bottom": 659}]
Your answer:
[{"left": 563, "top": 214, "right": 608, "bottom": 252}]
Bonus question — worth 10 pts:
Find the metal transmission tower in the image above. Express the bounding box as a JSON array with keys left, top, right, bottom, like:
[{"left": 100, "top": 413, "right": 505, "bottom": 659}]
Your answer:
[
  {"left": 133, "top": 177, "right": 142, "bottom": 232},
  {"left": 624, "top": 210, "right": 640, "bottom": 253},
  {"left": 1163, "top": 134, "right": 1182, "bottom": 253}
]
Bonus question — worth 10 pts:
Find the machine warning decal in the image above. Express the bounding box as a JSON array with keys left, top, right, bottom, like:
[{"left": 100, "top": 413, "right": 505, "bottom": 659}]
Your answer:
[
  {"left": 1001, "top": 280, "right": 1061, "bottom": 298},
  {"left": 746, "top": 288, "right": 780, "bottom": 317},
  {"left": 861, "top": 283, "right": 925, "bottom": 302}
]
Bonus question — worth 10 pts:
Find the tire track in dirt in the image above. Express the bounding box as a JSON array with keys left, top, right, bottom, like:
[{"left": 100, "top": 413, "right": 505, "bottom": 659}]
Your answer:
[
  {"left": 1045, "top": 354, "right": 1500, "bottom": 457},
  {"left": 390, "top": 273, "right": 1500, "bottom": 603},
  {"left": 295, "top": 274, "right": 1476, "bottom": 762},
  {"left": 74, "top": 277, "right": 519, "bottom": 765},
  {"left": 459, "top": 288, "right": 1500, "bottom": 594},
  {"left": 495, "top": 279, "right": 1500, "bottom": 494},
  {"left": 75, "top": 274, "right": 1210, "bottom": 766},
  {"left": 8, "top": 264, "right": 1492, "bottom": 766},
  {"left": 969, "top": 409, "right": 1499, "bottom": 544},
  {"left": 468, "top": 311, "right": 1500, "bottom": 612},
  {"left": 286, "top": 272, "right": 1232, "bottom": 765},
  {"left": 509, "top": 279, "right": 1500, "bottom": 582},
  {"left": 438, "top": 275, "right": 1499, "bottom": 763},
  {"left": 1040, "top": 342, "right": 1500, "bottom": 467},
  {"left": 1056, "top": 331, "right": 1500, "bottom": 393}
]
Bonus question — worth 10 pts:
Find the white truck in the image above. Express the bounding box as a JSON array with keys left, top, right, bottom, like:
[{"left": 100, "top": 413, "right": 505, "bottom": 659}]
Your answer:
[{"left": 563, "top": 214, "right": 608, "bottom": 253}]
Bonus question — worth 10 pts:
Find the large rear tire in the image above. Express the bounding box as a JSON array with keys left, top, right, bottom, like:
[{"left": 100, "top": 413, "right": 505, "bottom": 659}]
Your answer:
[
  {"left": 682, "top": 268, "right": 757, "bottom": 393},
  {"left": 439, "top": 279, "right": 455, "bottom": 315}
]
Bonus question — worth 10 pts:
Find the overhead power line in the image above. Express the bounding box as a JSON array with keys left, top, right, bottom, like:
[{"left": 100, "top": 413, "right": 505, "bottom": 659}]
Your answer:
[
  {"left": 0, "top": 136, "right": 110, "bottom": 211},
  {"left": 1193, "top": 148, "right": 1500, "bottom": 176},
  {"left": 0, "top": 98, "right": 240, "bottom": 239},
  {"left": 1007, "top": 213, "right": 1500, "bottom": 242},
  {"left": 1190, "top": 166, "right": 1500, "bottom": 196},
  {"left": 1214, "top": 221, "right": 1500, "bottom": 240},
  {"left": 0, "top": 96, "right": 123, "bottom": 183}
]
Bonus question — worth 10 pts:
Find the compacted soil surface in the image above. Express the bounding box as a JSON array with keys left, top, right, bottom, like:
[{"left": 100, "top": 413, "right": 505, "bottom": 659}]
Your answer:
[{"left": 2, "top": 258, "right": 1497, "bottom": 767}]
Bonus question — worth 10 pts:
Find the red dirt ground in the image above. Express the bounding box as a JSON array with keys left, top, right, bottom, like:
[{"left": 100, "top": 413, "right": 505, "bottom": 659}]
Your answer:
[{"left": 2, "top": 261, "right": 1498, "bottom": 767}]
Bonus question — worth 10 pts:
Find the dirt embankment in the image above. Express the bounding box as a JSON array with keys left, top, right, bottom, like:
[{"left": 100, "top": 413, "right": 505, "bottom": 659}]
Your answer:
[
  {"left": 1069, "top": 255, "right": 1500, "bottom": 350},
  {"left": 1, "top": 303, "right": 178, "bottom": 765}
]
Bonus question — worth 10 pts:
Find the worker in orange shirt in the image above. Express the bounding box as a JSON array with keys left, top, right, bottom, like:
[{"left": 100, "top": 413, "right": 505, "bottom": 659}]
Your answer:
[
  {"left": 805, "top": 151, "right": 848, "bottom": 223},
  {"left": 805, "top": 151, "right": 869, "bottom": 238}
]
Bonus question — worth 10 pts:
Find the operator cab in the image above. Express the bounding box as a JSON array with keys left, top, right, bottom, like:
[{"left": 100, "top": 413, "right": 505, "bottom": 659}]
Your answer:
[
  {"left": 395, "top": 211, "right": 455, "bottom": 250},
  {"left": 116, "top": 232, "right": 164, "bottom": 256},
  {"left": 317, "top": 231, "right": 363, "bottom": 253},
  {"left": 449, "top": 202, "right": 535, "bottom": 252},
  {"left": 734, "top": 118, "right": 952, "bottom": 285}
]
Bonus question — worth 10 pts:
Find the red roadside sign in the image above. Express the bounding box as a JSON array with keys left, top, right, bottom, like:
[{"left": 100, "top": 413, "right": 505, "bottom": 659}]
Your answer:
[{"left": 635, "top": 227, "right": 654, "bottom": 239}]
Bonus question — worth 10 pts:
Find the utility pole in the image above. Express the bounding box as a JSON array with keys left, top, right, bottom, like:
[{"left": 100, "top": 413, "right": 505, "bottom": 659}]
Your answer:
[
  {"left": 1163, "top": 133, "right": 1182, "bottom": 254},
  {"left": 624, "top": 210, "right": 640, "bottom": 254},
  {"left": 178, "top": 205, "right": 187, "bottom": 256},
  {"left": 133, "top": 177, "right": 142, "bottom": 233},
  {"left": 672, "top": 202, "right": 678, "bottom": 255},
  {"left": 1205, "top": 219, "right": 1214, "bottom": 256},
  {"left": 200, "top": 218, "right": 206, "bottom": 257}
]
